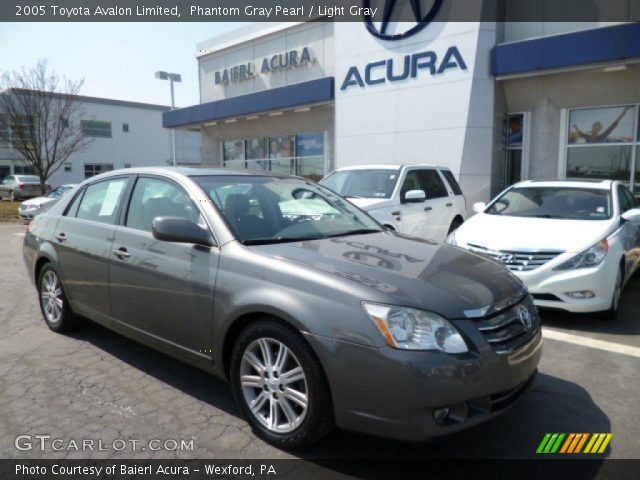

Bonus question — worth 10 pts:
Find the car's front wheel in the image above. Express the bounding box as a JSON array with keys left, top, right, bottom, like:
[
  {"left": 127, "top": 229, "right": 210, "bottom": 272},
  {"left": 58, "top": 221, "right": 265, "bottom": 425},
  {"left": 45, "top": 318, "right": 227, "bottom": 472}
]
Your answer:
[
  {"left": 601, "top": 266, "right": 623, "bottom": 319},
  {"left": 230, "top": 320, "right": 334, "bottom": 449},
  {"left": 38, "top": 264, "right": 79, "bottom": 332}
]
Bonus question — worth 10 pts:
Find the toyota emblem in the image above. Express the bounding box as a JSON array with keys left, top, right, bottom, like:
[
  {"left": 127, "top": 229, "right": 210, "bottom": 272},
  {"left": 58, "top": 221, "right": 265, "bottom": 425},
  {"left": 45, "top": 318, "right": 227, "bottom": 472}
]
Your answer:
[{"left": 516, "top": 305, "right": 533, "bottom": 330}]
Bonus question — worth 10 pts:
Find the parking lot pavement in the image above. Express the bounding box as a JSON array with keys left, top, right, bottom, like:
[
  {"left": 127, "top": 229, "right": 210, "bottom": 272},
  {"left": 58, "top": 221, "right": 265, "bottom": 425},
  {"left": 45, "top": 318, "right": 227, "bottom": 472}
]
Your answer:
[{"left": 0, "top": 222, "right": 639, "bottom": 461}]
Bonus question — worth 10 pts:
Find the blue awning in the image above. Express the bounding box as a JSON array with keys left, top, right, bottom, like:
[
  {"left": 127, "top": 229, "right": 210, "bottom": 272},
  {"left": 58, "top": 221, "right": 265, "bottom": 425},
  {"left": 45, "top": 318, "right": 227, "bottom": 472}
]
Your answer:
[
  {"left": 163, "top": 77, "right": 335, "bottom": 128},
  {"left": 493, "top": 23, "right": 640, "bottom": 77}
]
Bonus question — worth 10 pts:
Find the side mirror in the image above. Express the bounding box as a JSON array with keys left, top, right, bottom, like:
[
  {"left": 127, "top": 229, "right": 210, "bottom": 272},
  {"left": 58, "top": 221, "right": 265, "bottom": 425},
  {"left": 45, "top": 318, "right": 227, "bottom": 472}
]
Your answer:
[
  {"left": 473, "top": 202, "right": 487, "bottom": 213},
  {"left": 152, "top": 217, "right": 214, "bottom": 247},
  {"left": 621, "top": 208, "right": 640, "bottom": 222},
  {"left": 402, "top": 189, "right": 426, "bottom": 203}
]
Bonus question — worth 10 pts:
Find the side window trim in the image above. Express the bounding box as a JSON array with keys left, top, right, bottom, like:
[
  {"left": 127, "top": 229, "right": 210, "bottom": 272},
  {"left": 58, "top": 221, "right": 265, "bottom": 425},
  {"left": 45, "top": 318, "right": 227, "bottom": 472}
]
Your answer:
[{"left": 64, "top": 187, "right": 86, "bottom": 217}]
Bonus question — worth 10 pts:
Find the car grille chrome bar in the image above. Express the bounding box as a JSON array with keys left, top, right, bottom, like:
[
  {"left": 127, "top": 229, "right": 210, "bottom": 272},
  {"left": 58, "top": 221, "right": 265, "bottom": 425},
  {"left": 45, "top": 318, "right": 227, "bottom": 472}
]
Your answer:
[
  {"left": 474, "top": 295, "right": 540, "bottom": 354},
  {"left": 467, "top": 243, "right": 564, "bottom": 272}
]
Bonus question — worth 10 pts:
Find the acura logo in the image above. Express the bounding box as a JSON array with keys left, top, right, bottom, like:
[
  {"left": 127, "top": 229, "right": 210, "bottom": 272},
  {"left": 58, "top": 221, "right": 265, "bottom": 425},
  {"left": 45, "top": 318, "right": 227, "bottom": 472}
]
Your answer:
[
  {"left": 516, "top": 305, "right": 533, "bottom": 330},
  {"left": 364, "top": 0, "right": 443, "bottom": 40}
]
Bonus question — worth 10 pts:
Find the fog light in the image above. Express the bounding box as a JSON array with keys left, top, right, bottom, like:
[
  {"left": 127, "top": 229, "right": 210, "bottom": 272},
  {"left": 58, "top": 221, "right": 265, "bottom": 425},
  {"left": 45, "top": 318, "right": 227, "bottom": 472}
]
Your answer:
[
  {"left": 565, "top": 291, "right": 595, "bottom": 299},
  {"left": 433, "top": 408, "right": 450, "bottom": 424}
]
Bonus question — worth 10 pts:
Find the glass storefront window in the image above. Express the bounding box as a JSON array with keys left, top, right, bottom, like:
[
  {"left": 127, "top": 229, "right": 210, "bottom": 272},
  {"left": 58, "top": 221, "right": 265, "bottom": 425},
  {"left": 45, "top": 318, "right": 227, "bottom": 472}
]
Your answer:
[
  {"left": 268, "top": 135, "right": 295, "bottom": 159},
  {"left": 503, "top": 113, "right": 525, "bottom": 188},
  {"left": 566, "top": 105, "right": 640, "bottom": 195},
  {"left": 566, "top": 145, "right": 632, "bottom": 181},
  {"left": 568, "top": 106, "right": 635, "bottom": 144},
  {"left": 223, "top": 140, "right": 245, "bottom": 168}
]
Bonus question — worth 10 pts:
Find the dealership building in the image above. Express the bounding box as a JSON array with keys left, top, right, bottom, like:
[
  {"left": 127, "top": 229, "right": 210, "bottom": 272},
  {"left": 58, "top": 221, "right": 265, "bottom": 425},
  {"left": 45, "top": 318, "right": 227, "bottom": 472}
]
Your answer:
[{"left": 164, "top": 15, "right": 640, "bottom": 205}]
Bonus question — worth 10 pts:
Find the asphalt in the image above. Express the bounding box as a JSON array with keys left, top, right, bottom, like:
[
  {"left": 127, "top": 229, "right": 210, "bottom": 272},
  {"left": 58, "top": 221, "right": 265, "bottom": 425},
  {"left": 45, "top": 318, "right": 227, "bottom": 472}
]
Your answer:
[{"left": 0, "top": 222, "right": 638, "bottom": 461}]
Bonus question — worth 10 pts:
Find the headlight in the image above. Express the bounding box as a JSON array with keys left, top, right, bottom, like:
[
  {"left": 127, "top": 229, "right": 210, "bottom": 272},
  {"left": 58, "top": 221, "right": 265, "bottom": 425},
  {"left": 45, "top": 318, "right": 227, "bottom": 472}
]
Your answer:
[
  {"left": 20, "top": 204, "right": 39, "bottom": 211},
  {"left": 554, "top": 239, "right": 608, "bottom": 270},
  {"left": 362, "top": 302, "right": 468, "bottom": 353},
  {"left": 446, "top": 230, "right": 457, "bottom": 246}
]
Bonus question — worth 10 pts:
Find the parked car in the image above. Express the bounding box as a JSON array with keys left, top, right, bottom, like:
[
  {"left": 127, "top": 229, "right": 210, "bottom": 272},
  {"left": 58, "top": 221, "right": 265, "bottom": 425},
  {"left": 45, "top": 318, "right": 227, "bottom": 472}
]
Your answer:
[
  {"left": 23, "top": 167, "right": 541, "bottom": 448},
  {"left": 320, "top": 165, "right": 466, "bottom": 243},
  {"left": 0, "top": 175, "right": 50, "bottom": 201},
  {"left": 19, "top": 184, "right": 77, "bottom": 221},
  {"left": 448, "top": 180, "right": 640, "bottom": 317}
]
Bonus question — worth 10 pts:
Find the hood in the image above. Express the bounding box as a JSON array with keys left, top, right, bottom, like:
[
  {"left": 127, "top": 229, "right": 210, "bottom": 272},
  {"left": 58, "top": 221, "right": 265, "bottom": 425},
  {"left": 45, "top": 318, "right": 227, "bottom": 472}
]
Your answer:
[
  {"left": 457, "top": 213, "right": 616, "bottom": 253},
  {"left": 20, "top": 196, "right": 55, "bottom": 207},
  {"left": 253, "top": 232, "right": 523, "bottom": 319},
  {"left": 347, "top": 197, "right": 393, "bottom": 210}
]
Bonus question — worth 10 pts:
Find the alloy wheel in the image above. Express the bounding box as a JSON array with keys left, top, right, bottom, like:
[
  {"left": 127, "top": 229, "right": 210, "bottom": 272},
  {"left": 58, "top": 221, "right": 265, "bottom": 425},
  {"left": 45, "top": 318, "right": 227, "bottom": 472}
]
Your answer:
[
  {"left": 40, "top": 270, "right": 64, "bottom": 325},
  {"left": 239, "top": 337, "right": 308, "bottom": 433}
]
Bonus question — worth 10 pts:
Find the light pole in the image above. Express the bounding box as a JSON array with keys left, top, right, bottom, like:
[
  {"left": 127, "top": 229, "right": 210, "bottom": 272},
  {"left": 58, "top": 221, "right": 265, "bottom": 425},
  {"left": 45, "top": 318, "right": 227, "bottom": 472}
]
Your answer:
[{"left": 155, "top": 71, "right": 182, "bottom": 167}]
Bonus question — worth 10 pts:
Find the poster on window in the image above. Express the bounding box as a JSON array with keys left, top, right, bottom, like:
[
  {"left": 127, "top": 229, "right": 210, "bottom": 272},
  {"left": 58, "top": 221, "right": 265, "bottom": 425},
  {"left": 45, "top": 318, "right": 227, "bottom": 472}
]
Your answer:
[
  {"left": 568, "top": 106, "right": 635, "bottom": 144},
  {"left": 268, "top": 135, "right": 294, "bottom": 159},
  {"left": 246, "top": 138, "right": 267, "bottom": 160},
  {"left": 296, "top": 132, "right": 324, "bottom": 157},
  {"left": 223, "top": 140, "right": 245, "bottom": 161},
  {"left": 506, "top": 114, "right": 524, "bottom": 147}
]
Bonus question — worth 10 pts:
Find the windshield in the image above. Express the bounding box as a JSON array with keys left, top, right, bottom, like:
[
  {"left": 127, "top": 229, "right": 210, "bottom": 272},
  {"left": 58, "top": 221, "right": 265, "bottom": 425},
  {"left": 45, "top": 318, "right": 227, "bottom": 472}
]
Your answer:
[
  {"left": 320, "top": 169, "right": 399, "bottom": 199},
  {"left": 192, "top": 175, "right": 382, "bottom": 244},
  {"left": 47, "top": 186, "right": 73, "bottom": 198},
  {"left": 486, "top": 187, "right": 612, "bottom": 220}
]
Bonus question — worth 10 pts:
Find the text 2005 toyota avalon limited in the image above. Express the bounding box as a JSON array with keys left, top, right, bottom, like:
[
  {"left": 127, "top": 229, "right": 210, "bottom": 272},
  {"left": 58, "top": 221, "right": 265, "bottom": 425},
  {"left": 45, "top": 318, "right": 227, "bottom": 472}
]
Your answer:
[{"left": 23, "top": 167, "right": 541, "bottom": 448}]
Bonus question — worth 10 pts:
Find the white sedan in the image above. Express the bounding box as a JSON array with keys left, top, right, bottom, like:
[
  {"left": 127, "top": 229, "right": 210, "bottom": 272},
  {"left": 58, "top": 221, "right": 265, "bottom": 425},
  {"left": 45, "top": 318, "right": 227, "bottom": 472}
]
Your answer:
[{"left": 447, "top": 180, "right": 640, "bottom": 317}]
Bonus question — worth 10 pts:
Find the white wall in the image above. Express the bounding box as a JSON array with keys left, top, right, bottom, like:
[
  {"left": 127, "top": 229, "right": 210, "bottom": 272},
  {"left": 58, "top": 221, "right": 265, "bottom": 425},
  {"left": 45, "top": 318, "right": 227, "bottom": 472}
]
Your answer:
[
  {"left": 334, "top": 18, "right": 499, "bottom": 205},
  {"left": 47, "top": 101, "right": 201, "bottom": 186}
]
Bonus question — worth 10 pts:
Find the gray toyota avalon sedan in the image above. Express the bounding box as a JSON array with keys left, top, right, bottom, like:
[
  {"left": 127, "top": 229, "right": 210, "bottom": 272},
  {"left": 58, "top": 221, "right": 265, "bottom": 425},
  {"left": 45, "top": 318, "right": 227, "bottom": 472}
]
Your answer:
[{"left": 23, "top": 167, "right": 541, "bottom": 449}]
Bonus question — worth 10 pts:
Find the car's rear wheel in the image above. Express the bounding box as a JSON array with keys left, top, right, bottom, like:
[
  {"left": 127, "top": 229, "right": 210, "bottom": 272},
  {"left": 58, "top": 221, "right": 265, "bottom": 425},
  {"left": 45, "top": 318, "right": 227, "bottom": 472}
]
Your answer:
[
  {"left": 38, "top": 264, "right": 79, "bottom": 332},
  {"left": 230, "top": 320, "right": 334, "bottom": 449}
]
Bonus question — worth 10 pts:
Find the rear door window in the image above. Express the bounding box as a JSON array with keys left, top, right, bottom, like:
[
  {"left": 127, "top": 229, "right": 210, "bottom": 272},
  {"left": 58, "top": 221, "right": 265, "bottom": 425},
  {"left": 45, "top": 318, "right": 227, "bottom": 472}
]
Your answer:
[
  {"left": 416, "top": 169, "right": 449, "bottom": 199},
  {"left": 441, "top": 170, "right": 463, "bottom": 196},
  {"left": 75, "top": 177, "right": 129, "bottom": 225}
]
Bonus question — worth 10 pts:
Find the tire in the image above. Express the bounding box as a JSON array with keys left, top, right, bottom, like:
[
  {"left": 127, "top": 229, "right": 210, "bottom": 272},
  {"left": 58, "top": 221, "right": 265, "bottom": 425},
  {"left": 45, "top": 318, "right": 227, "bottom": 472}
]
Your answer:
[
  {"left": 448, "top": 217, "right": 463, "bottom": 235},
  {"left": 230, "top": 320, "right": 334, "bottom": 449},
  {"left": 37, "top": 263, "right": 80, "bottom": 332},
  {"left": 600, "top": 266, "right": 623, "bottom": 319}
]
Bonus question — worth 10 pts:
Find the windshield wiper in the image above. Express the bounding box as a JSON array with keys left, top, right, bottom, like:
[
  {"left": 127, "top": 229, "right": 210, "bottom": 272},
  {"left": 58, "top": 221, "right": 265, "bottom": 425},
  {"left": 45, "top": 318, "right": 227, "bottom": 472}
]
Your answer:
[
  {"left": 242, "top": 236, "right": 324, "bottom": 245},
  {"left": 324, "top": 229, "right": 382, "bottom": 238},
  {"left": 242, "top": 229, "right": 381, "bottom": 245},
  {"left": 343, "top": 195, "right": 364, "bottom": 199}
]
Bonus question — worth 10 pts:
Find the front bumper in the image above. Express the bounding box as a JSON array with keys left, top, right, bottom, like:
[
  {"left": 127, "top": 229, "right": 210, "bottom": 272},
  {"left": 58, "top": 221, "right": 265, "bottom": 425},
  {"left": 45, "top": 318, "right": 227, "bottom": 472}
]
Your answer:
[
  {"left": 304, "top": 306, "right": 542, "bottom": 442},
  {"left": 517, "top": 261, "right": 617, "bottom": 313},
  {"left": 18, "top": 209, "right": 36, "bottom": 220}
]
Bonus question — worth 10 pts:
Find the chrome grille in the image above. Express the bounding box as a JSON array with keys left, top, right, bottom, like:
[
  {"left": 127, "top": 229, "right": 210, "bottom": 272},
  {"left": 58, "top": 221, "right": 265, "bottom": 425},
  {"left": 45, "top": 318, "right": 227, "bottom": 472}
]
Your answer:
[
  {"left": 467, "top": 243, "right": 563, "bottom": 272},
  {"left": 475, "top": 295, "right": 540, "bottom": 354}
]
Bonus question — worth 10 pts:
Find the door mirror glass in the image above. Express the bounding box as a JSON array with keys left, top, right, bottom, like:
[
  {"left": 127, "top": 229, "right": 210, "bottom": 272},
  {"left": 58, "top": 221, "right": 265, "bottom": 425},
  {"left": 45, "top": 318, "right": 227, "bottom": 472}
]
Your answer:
[
  {"left": 402, "top": 189, "right": 426, "bottom": 203},
  {"left": 473, "top": 202, "right": 487, "bottom": 213},
  {"left": 152, "top": 217, "right": 214, "bottom": 247},
  {"left": 621, "top": 208, "right": 640, "bottom": 222}
]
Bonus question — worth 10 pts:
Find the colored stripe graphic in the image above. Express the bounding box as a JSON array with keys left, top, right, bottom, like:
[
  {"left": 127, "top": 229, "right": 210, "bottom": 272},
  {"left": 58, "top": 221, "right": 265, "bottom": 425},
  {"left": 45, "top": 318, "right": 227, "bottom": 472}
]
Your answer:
[{"left": 538, "top": 433, "right": 612, "bottom": 454}]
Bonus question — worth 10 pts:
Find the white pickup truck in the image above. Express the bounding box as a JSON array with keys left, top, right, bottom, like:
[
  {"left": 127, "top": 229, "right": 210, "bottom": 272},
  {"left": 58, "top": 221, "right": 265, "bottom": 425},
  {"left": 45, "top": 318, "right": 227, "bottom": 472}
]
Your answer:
[{"left": 321, "top": 164, "right": 467, "bottom": 243}]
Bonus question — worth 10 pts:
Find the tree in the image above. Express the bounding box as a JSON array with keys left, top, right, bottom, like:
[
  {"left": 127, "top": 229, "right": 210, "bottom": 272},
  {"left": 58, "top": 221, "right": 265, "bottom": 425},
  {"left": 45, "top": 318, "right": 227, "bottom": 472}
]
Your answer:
[{"left": 0, "top": 60, "right": 93, "bottom": 194}]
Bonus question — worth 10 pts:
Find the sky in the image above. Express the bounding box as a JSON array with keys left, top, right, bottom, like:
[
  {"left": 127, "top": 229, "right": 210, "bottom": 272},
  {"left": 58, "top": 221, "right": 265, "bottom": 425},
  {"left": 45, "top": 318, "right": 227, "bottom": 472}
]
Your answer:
[{"left": 0, "top": 22, "right": 249, "bottom": 107}]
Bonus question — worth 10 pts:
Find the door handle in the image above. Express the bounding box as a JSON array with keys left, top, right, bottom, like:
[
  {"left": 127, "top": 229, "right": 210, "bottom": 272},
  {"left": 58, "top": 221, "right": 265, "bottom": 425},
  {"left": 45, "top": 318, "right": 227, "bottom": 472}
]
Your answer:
[
  {"left": 446, "top": 203, "right": 453, "bottom": 207},
  {"left": 55, "top": 233, "right": 67, "bottom": 242},
  {"left": 391, "top": 211, "right": 401, "bottom": 216},
  {"left": 113, "top": 248, "right": 130, "bottom": 259},
  {"left": 424, "top": 206, "right": 433, "bottom": 212}
]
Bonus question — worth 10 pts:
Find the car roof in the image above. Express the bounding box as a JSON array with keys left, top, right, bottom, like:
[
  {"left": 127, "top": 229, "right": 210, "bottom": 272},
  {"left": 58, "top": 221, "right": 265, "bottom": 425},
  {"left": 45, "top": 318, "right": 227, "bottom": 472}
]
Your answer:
[
  {"left": 78, "top": 166, "right": 302, "bottom": 184},
  {"left": 512, "top": 179, "right": 615, "bottom": 190},
  {"left": 333, "top": 164, "right": 451, "bottom": 172}
]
